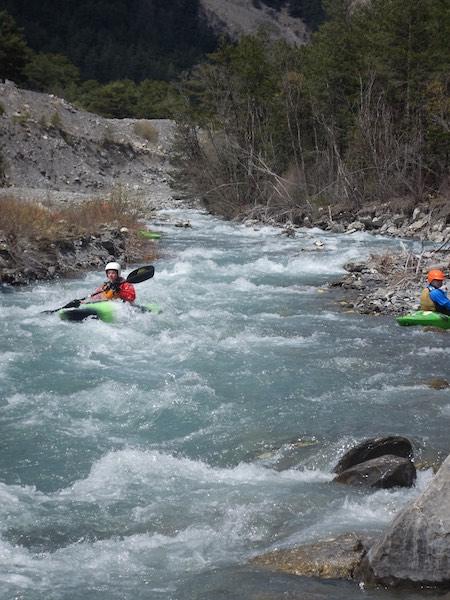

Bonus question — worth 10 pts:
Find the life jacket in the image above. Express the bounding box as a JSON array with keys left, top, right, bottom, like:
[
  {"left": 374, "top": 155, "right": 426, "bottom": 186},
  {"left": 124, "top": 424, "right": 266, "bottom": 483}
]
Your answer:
[
  {"left": 420, "top": 286, "right": 437, "bottom": 311},
  {"left": 96, "top": 278, "right": 136, "bottom": 302}
]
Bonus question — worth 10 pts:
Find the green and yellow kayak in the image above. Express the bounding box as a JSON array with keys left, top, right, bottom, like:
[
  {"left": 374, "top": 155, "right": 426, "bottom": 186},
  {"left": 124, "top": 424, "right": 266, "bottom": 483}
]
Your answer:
[
  {"left": 58, "top": 301, "right": 162, "bottom": 323},
  {"left": 397, "top": 310, "right": 450, "bottom": 330},
  {"left": 138, "top": 230, "right": 162, "bottom": 240}
]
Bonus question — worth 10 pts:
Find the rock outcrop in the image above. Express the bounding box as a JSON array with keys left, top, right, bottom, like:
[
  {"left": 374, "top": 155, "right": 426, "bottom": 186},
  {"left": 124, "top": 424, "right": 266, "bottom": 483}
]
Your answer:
[
  {"left": 0, "top": 225, "right": 151, "bottom": 286},
  {"left": 333, "top": 437, "right": 416, "bottom": 489},
  {"left": 200, "top": 0, "right": 308, "bottom": 46},
  {"left": 361, "top": 454, "right": 450, "bottom": 587}
]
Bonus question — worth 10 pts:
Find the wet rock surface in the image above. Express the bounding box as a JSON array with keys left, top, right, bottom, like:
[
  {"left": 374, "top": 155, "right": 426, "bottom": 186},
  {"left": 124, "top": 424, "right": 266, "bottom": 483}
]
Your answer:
[
  {"left": 361, "top": 454, "right": 450, "bottom": 587},
  {"left": 251, "top": 532, "right": 377, "bottom": 580},
  {"left": 333, "top": 437, "right": 416, "bottom": 490},
  {"left": 0, "top": 226, "right": 148, "bottom": 286},
  {"left": 333, "top": 436, "right": 413, "bottom": 474},
  {"left": 334, "top": 455, "right": 417, "bottom": 489}
]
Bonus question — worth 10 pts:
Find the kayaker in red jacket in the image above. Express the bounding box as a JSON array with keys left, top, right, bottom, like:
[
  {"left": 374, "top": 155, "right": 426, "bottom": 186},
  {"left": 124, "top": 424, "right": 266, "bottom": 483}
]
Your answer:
[{"left": 86, "top": 261, "right": 136, "bottom": 303}]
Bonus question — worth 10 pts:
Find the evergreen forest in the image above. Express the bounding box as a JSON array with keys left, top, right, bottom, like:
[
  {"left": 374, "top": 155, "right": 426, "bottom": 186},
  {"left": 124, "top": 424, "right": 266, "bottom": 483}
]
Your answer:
[
  {"left": 174, "top": 0, "right": 450, "bottom": 219},
  {"left": 0, "top": 0, "right": 324, "bottom": 83}
]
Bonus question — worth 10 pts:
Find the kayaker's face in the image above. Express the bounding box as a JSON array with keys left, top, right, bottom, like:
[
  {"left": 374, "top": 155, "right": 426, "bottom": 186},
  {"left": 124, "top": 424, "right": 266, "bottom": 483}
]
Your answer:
[
  {"left": 106, "top": 270, "right": 119, "bottom": 282},
  {"left": 432, "top": 279, "right": 444, "bottom": 288}
]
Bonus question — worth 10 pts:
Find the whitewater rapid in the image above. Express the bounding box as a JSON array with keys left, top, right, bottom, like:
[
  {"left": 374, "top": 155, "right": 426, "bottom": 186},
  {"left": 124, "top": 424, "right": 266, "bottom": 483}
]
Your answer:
[{"left": 0, "top": 209, "right": 448, "bottom": 600}]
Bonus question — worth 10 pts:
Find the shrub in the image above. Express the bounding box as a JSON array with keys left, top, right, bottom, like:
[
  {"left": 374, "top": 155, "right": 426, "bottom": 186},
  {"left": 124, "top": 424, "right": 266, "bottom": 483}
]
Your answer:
[
  {"left": 12, "top": 111, "right": 31, "bottom": 126},
  {"left": 133, "top": 120, "right": 159, "bottom": 143},
  {"left": 0, "top": 196, "right": 56, "bottom": 237},
  {"left": 57, "top": 186, "right": 146, "bottom": 231},
  {"left": 50, "top": 111, "right": 63, "bottom": 129},
  {"left": 0, "top": 191, "right": 147, "bottom": 238}
]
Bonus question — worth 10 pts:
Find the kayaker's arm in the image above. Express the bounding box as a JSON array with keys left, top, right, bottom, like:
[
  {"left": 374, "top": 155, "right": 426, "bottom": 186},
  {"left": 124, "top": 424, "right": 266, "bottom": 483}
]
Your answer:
[
  {"left": 429, "top": 287, "right": 450, "bottom": 313},
  {"left": 118, "top": 281, "right": 136, "bottom": 302},
  {"left": 82, "top": 282, "right": 116, "bottom": 303}
]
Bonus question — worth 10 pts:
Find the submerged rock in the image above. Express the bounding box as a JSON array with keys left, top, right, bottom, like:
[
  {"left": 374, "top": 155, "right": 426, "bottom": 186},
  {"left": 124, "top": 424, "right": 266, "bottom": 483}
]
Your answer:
[
  {"left": 334, "top": 455, "right": 416, "bottom": 489},
  {"left": 251, "top": 533, "right": 376, "bottom": 580},
  {"left": 425, "top": 378, "right": 450, "bottom": 390}
]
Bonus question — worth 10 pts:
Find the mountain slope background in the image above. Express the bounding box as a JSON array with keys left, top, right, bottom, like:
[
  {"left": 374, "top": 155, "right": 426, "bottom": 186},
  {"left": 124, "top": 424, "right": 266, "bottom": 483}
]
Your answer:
[{"left": 0, "top": 0, "right": 323, "bottom": 82}]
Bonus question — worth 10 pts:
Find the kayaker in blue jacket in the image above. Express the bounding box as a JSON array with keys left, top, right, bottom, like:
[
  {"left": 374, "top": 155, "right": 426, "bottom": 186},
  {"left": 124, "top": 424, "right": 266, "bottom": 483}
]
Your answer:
[{"left": 420, "top": 270, "right": 450, "bottom": 315}]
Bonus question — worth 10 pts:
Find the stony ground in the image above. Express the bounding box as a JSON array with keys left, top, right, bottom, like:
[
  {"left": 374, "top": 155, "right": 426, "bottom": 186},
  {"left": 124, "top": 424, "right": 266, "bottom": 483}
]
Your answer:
[
  {"left": 252, "top": 199, "right": 450, "bottom": 317},
  {"left": 0, "top": 82, "right": 198, "bottom": 286},
  {"left": 0, "top": 81, "right": 179, "bottom": 209},
  {"left": 331, "top": 250, "right": 450, "bottom": 316}
]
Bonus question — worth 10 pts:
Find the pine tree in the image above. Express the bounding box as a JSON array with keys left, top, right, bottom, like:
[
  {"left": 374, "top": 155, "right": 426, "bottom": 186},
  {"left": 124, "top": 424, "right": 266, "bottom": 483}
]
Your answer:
[{"left": 0, "top": 10, "right": 31, "bottom": 82}]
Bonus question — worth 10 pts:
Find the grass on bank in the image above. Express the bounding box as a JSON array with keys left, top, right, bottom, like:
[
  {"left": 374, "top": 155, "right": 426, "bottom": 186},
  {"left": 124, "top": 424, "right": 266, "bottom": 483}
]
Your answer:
[{"left": 0, "top": 188, "right": 147, "bottom": 238}]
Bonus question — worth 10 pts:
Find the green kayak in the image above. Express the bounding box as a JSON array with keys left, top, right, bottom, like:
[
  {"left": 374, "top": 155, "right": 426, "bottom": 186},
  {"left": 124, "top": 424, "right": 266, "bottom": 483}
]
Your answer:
[
  {"left": 58, "top": 301, "right": 162, "bottom": 323},
  {"left": 138, "top": 230, "right": 162, "bottom": 240},
  {"left": 397, "top": 310, "right": 450, "bottom": 330}
]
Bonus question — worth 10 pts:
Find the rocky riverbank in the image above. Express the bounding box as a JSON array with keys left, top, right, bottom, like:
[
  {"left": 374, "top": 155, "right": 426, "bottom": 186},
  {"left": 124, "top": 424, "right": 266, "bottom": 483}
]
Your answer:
[
  {"left": 243, "top": 197, "right": 450, "bottom": 317},
  {"left": 331, "top": 249, "right": 450, "bottom": 316},
  {"left": 252, "top": 437, "right": 450, "bottom": 590},
  {"left": 321, "top": 199, "right": 450, "bottom": 316},
  {"left": 0, "top": 222, "right": 151, "bottom": 286}
]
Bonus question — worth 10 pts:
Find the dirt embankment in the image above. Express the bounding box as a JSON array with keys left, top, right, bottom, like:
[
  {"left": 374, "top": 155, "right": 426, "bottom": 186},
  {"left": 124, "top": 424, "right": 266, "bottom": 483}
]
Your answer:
[
  {"left": 0, "top": 80, "right": 176, "bottom": 204},
  {"left": 0, "top": 82, "right": 195, "bottom": 287}
]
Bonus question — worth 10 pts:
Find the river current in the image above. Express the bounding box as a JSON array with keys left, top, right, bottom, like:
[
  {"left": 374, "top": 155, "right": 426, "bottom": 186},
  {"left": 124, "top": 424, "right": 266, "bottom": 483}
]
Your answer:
[{"left": 1, "top": 208, "right": 449, "bottom": 600}]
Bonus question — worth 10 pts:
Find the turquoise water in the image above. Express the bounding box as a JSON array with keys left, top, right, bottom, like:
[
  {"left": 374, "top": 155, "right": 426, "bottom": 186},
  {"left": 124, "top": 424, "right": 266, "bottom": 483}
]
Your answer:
[{"left": 1, "top": 209, "right": 449, "bottom": 600}]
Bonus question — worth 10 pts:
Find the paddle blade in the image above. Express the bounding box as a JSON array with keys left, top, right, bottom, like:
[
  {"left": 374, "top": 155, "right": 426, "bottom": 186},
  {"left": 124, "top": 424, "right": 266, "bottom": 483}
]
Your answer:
[
  {"left": 126, "top": 265, "right": 155, "bottom": 284},
  {"left": 41, "top": 298, "right": 81, "bottom": 314}
]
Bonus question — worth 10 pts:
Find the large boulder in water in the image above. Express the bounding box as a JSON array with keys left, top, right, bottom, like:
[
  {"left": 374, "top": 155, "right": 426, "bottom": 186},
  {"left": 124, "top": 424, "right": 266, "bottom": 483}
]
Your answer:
[
  {"left": 333, "top": 436, "right": 413, "bottom": 474},
  {"left": 334, "top": 455, "right": 416, "bottom": 489},
  {"left": 360, "top": 454, "right": 450, "bottom": 586}
]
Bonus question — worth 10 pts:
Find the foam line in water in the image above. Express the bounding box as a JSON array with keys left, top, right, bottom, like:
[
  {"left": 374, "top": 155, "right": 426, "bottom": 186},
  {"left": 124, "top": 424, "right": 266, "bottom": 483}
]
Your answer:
[{"left": 60, "top": 449, "right": 331, "bottom": 501}]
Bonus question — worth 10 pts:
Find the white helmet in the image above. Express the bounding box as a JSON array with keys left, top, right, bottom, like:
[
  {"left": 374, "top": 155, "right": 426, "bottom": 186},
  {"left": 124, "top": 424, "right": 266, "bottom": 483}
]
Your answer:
[{"left": 105, "top": 261, "right": 121, "bottom": 276}]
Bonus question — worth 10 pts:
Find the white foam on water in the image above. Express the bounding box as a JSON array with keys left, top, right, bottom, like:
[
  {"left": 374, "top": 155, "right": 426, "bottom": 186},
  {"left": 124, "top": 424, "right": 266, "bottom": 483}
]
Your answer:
[
  {"left": 0, "top": 351, "right": 25, "bottom": 382},
  {"left": 217, "top": 329, "right": 322, "bottom": 352},
  {"left": 279, "top": 469, "right": 434, "bottom": 549},
  {"left": 59, "top": 448, "right": 331, "bottom": 504},
  {"left": 415, "top": 346, "right": 450, "bottom": 355},
  {"left": 0, "top": 482, "right": 46, "bottom": 529},
  {"left": 177, "top": 246, "right": 226, "bottom": 260},
  {"left": 1, "top": 207, "right": 448, "bottom": 599}
]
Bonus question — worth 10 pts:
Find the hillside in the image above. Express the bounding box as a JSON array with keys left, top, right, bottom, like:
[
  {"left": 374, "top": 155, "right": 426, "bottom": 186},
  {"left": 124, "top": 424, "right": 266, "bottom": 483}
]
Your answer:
[
  {"left": 200, "top": 0, "right": 309, "bottom": 45},
  {"left": 0, "top": 0, "right": 318, "bottom": 82},
  {"left": 0, "top": 81, "right": 176, "bottom": 206}
]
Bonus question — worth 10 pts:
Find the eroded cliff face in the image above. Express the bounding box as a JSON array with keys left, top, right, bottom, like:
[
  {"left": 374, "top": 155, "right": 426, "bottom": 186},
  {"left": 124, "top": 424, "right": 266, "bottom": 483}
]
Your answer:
[
  {"left": 0, "top": 81, "right": 175, "bottom": 204},
  {"left": 199, "top": 0, "right": 309, "bottom": 45}
]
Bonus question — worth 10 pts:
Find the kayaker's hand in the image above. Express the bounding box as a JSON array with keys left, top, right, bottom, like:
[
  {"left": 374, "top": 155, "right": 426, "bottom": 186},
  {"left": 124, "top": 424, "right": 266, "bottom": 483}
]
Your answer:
[{"left": 72, "top": 299, "right": 81, "bottom": 308}]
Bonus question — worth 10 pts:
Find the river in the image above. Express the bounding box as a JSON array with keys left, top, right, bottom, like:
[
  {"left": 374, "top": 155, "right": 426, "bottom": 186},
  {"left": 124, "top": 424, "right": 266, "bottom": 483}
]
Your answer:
[{"left": 1, "top": 208, "right": 448, "bottom": 600}]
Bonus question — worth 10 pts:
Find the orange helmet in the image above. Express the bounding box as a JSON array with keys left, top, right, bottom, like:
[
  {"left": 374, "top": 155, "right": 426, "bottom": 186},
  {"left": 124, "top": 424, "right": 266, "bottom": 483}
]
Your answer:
[{"left": 427, "top": 269, "right": 445, "bottom": 283}]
